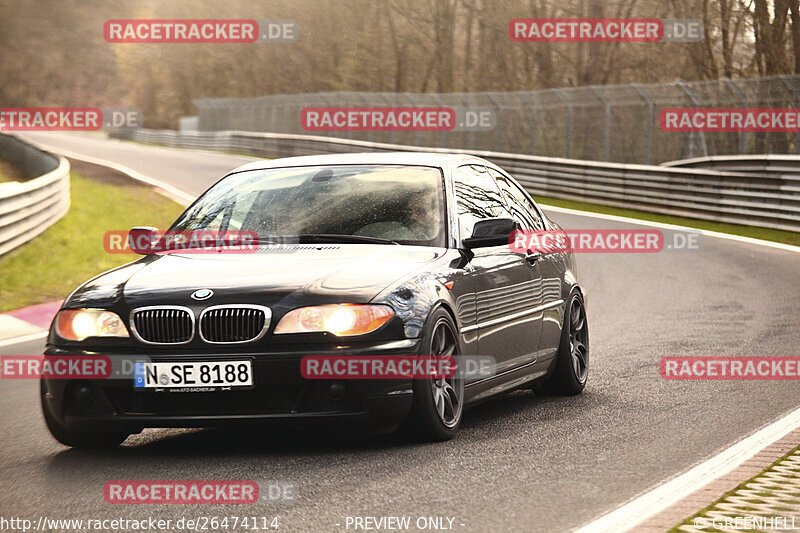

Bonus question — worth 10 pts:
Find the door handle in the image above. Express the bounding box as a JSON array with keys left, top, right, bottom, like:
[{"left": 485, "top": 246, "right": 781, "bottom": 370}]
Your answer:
[{"left": 525, "top": 249, "right": 542, "bottom": 265}]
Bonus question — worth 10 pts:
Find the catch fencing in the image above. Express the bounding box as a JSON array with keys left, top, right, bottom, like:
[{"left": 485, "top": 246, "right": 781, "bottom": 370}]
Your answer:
[{"left": 189, "top": 75, "right": 800, "bottom": 165}]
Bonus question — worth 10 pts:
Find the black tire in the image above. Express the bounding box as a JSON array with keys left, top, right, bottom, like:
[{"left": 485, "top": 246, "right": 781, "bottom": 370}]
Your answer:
[
  {"left": 40, "top": 382, "right": 129, "bottom": 449},
  {"left": 534, "top": 291, "right": 588, "bottom": 396},
  {"left": 402, "top": 308, "right": 464, "bottom": 441}
]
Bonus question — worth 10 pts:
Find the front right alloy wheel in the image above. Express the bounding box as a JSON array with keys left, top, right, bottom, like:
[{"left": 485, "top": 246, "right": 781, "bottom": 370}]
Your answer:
[{"left": 535, "top": 291, "right": 588, "bottom": 395}]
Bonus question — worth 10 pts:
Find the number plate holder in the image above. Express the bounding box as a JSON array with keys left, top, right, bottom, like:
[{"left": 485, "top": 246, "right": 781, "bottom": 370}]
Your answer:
[{"left": 133, "top": 359, "right": 255, "bottom": 392}]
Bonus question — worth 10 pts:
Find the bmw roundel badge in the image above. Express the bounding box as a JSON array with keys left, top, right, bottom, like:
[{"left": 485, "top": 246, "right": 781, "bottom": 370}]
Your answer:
[{"left": 191, "top": 288, "right": 213, "bottom": 300}]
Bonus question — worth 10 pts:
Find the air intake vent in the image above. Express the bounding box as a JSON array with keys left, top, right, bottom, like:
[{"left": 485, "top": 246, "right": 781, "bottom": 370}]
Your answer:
[
  {"left": 131, "top": 307, "right": 194, "bottom": 344},
  {"left": 199, "top": 305, "right": 270, "bottom": 344}
]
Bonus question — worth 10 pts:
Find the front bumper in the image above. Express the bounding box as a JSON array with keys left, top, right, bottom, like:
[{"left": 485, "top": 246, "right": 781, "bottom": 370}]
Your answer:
[{"left": 41, "top": 339, "right": 420, "bottom": 433}]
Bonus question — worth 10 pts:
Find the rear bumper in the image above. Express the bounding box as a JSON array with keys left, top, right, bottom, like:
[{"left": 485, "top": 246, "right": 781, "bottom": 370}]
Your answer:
[{"left": 42, "top": 339, "right": 420, "bottom": 433}]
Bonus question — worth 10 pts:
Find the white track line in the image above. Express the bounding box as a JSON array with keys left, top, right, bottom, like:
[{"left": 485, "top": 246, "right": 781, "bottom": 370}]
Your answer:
[
  {"left": 541, "top": 204, "right": 800, "bottom": 531},
  {"left": 574, "top": 404, "right": 800, "bottom": 533},
  {"left": 541, "top": 204, "right": 800, "bottom": 254},
  {"left": 0, "top": 331, "right": 48, "bottom": 349}
]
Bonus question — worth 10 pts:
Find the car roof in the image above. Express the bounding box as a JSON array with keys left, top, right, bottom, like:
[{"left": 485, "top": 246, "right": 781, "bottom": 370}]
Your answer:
[{"left": 229, "top": 151, "right": 490, "bottom": 174}]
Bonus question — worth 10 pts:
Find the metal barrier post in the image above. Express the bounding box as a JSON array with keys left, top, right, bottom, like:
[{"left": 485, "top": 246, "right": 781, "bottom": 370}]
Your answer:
[
  {"left": 486, "top": 93, "right": 504, "bottom": 152},
  {"left": 780, "top": 75, "right": 800, "bottom": 154},
  {"left": 724, "top": 78, "right": 748, "bottom": 155},
  {"left": 592, "top": 86, "right": 612, "bottom": 162},
  {"left": 523, "top": 92, "right": 537, "bottom": 156},
  {"left": 430, "top": 93, "right": 448, "bottom": 148},
  {"left": 632, "top": 84, "right": 654, "bottom": 165},
  {"left": 677, "top": 80, "right": 708, "bottom": 158},
  {"left": 554, "top": 89, "right": 572, "bottom": 158}
]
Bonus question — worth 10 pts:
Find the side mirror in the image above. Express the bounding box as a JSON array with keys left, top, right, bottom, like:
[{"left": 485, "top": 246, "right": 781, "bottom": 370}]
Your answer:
[
  {"left": 463, "top": 217, "right": 517, "bottom": 249},
  {"left": 128, "top": 226, "right": 160, "bottom": 255}
]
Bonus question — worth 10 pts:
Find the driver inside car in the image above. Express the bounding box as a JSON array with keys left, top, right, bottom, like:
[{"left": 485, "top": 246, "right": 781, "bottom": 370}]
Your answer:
[{"left": 356, "top": 191, "right": 440, "bottom": 242}]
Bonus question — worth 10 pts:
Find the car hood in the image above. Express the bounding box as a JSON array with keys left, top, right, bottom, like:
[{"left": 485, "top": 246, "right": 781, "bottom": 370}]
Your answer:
[{"left": 66, "top": 245, "right": 443, "bottom": 312}]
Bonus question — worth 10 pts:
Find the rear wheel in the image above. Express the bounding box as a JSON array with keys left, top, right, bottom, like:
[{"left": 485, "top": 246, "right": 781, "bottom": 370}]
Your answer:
[
  {"left": 40, "top": 382, "right": 129, "bottom": 449},
  {"left": 403, "top": 308, "right": 464, "bottom": 441},
  {"left": 534, "top": 291, "right": 588, "bottom": 395}
]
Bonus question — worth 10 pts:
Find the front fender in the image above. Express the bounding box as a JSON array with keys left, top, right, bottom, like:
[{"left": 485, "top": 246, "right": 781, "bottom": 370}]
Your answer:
[{"left": 371, "top": 252, "right": 469, "bottom": 339}]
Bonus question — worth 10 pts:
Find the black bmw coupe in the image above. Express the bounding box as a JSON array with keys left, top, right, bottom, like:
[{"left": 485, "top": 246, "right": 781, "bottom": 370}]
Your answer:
[{"left": 42, "top": 152, "right": 588, "bottom": 447}]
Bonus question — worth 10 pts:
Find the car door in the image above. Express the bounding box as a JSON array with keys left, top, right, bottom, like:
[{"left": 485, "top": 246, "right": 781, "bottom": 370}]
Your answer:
[
  {"left": 453, "top": 164, "right": 543, "bottom": 374},
  {"left": 489, "top": 167, "right": 565, "bottom": 364}
]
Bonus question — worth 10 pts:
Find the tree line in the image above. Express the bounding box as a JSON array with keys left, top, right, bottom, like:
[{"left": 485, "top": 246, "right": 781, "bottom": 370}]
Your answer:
[{"left": 2, "top": 0, "right": 800, "bottom": 128}]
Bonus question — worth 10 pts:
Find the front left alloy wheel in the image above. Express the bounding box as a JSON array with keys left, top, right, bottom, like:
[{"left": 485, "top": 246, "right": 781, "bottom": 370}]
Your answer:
[{"left": 534, "top": 291, "right": 589, "bottom": 395}]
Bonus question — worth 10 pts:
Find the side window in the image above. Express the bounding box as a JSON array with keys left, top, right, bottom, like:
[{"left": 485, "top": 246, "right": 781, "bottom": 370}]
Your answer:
[
  {"left": 453, "top": 165, "right": 512, "bottom": 236},
  {"left": 489, "top": 168, "right": 544, "bottom": 231}
]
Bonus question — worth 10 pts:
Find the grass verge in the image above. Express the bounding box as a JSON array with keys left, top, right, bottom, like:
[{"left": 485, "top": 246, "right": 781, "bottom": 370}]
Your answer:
[
  {"left": 0, "top": 159, "right": 25, "bottom": 183},
  {"left": 0, "top": 170, "right": 184, "bottom": 313},
  {"left": 537, "top": 195, "right": 800, "bottom": 247},
  {"left": 668, "top": 445, "right": 800, "bottom": 532}
]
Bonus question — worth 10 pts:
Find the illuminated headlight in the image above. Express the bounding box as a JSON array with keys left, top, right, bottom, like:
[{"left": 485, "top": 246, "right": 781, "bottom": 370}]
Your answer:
[
  {"left": 274, "top": 304, "right": 393, "bottom": 336},
  {"left": 55, "top": 309, "right": 130, "bottom": 341}
]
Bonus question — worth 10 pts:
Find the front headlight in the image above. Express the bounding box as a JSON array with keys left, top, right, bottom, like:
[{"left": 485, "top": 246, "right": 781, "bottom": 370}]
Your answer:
[
  {"left": 55, "top": 309, "right": 130, "bottom": 341},
  {"left": 274, "top": 304, "right": 393, "bottom": 336}
]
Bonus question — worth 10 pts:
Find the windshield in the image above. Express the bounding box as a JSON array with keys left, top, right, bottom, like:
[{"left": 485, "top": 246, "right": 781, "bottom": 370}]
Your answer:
[{"left": 170, "top": 164, "right": 446, "bottom": 247}]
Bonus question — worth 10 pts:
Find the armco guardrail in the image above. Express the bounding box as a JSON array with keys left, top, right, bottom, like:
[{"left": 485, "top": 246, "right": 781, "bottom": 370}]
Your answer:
[
  {"left": 112, "top": 129, "right": 800, "bottom": 233},
  {"left": 0, "top": 134, "right": 70, "bottom": 256},
  {"left": 665, "top": 154, "right": 800, "bottom": 182},
  {"left": 664, "top": 154, "right": 800, "bottom": 200}
]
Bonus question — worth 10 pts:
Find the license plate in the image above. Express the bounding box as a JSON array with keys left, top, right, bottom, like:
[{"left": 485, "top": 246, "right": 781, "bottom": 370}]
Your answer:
[{"left": 134, "top": 360, "right": 253, "bottom": 391}]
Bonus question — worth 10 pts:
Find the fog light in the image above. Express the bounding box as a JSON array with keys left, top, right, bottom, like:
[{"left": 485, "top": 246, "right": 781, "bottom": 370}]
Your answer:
[
  {"left": 327, "top": 381, "right": 346, "bottom": 401},
  {"left": 73, "top": 384, "right": 94, "bottom": 407}
]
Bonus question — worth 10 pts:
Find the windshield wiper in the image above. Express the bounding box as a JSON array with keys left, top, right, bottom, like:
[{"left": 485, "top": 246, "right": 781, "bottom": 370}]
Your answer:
[{"left": 298, "top": 234, "right": 400, "bottom": 245}]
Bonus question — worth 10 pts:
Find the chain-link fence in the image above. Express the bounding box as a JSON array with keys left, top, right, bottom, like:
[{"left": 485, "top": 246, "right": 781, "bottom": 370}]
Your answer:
[{"left": 191, "top": 75, "right": 800, "bottom": 165}]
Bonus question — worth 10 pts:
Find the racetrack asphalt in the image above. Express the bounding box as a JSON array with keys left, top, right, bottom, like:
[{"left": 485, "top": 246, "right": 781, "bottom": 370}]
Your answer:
[{"left": 1, "top": 131, "right": 798, "bottom": 532}]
